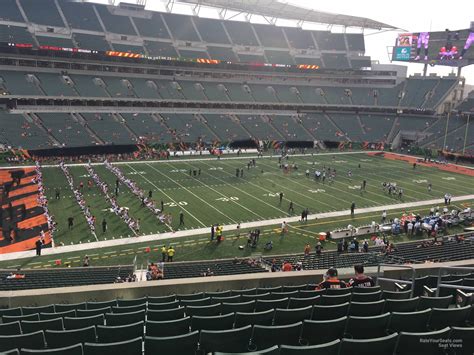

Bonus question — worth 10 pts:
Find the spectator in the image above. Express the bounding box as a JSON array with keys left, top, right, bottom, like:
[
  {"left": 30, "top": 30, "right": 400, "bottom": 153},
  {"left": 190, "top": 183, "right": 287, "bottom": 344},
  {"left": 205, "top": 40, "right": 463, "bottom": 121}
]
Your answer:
[
  {"left": 304, "top": 244, "right": 311, "bottom": 257},
  {"left": 348, "top": 264, "right": 375, "bottom": 288},
  {"left": 281, "top": 261, "right": 293, "bottom": 272},
  {"left": 315, "top": 242, "right": 323, "bottom": 256},
  {"left": 315, "top": 267, "right": 347, "bottom": 290},
  {"left": 83, "top": 255, "right": 90, "bottom": 267},
  {"left": 337, "top": 239, "right": 343, "bottom": 253}
]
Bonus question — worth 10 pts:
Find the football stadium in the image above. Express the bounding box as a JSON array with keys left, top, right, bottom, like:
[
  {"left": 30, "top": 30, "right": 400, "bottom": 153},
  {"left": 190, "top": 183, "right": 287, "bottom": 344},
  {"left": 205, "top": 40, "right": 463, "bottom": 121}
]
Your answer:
[{"left": 0, "top": 0, "right": 473, "bottom": 353}]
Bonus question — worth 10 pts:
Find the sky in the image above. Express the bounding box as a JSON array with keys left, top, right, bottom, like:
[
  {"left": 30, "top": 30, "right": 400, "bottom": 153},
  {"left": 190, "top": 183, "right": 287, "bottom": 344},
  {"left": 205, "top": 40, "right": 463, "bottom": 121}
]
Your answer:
[{"left": 98, "top": 0, "right": 474, "bottom": 85}]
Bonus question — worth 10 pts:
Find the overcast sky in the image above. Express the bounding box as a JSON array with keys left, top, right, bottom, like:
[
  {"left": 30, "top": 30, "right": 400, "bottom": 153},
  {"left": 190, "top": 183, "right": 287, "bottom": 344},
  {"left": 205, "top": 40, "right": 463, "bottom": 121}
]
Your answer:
[{"left": 99, "top": 0, "right": 474, "bottom": 85}]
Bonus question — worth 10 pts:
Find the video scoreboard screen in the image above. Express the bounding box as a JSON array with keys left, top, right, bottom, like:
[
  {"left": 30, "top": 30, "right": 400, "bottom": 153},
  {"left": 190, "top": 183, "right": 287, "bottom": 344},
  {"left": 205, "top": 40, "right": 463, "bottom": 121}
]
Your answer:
[{"left": 392, "top": 27, "right": 474, "bottom": 67}]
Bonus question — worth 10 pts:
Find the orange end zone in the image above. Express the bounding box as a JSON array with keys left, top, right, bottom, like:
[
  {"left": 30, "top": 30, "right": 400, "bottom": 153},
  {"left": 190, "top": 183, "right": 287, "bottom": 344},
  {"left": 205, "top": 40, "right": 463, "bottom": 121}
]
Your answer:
[
  {"left": 0, "top": 231, "right": 51, "bottom": 254},
  {"left": 368, "top": 152, "right": 474, "bottom": 177}
]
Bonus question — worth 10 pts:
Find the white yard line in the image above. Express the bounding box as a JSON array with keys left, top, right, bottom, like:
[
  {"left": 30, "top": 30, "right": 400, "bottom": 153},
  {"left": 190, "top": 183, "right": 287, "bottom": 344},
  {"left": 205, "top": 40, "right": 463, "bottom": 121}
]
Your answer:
[{"left": 1, "top": 194, "right": 472, "bottom": 262}]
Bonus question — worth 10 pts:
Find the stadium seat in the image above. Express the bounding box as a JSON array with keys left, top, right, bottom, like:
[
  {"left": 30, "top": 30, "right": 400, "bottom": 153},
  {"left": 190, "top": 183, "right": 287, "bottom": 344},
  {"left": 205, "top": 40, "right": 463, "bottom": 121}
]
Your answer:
[
  {"left": 271, "top": 291, "right": 299, "bottom": 300},
  {"left": 116, "top": 297, "right": 147, "bottom": 307},
  {"left": 212, "top": 295, "right": 242, "bottom": 304},
  {"left": 177, "top": 292, "right": 205, "bottom": 300},
  {"left": 111, "top": 304, "right": 147, "bottom": 313},
  {"left": 214, "top": 345, "right": 279, "bottom": 355},
  {"left": 339, "top": 333, "right": 398, "bottom": 355},
  {"left": 0, "top": 331, "right": 45, "bottom": 352},
  {"left": 300, "top": 317, "right": 347, "bottom": 345},
  {"left": 45, "top": 326, "right": 96, "bottom": 348},
  {"left": 39, "top": 310, "right": 75, "bottom": 320},
  {"left": 21, "top": 318, "right": 64, "bottom": 333},
  {"left": 320, "top": 294, "right": 351, "bottom": 305},
  {"left": 418, "top": 295, "right": 453, "bottom": 310},
  {"left": 384, "top": 297, "right": 420, "bottom": 312},
  {"left": 0, "top": 308, "right": 22, "bottom": 317},
  {"left": 352, "top": 286, "right": 381, "bottom": 294},
  {"left": 147, "top": 300, "right": 180, "bottom": 310},
  {"left": 221, "top": 301, "right": 255, "bottom": 313},
  {"left": 76, "top": 307, "right": 111, "bottom": 317},
  {"left": 180, "top": 297, "right": 212, "bottom": 307},
  {"left": 144, "top": 331, "right": 199, "bottom": 355},
  {"left": 288, "top": 296, "right": 320, "bottom": 309},
  {"left": 388, "top": 309, "right": 431, "bottom": 332},
  {"left": 348, "top": 300, "right": 385, "bottom": 316},
  {"left": 185, "top": 303, "right": 221, "bottom": 317},
  {"left": 256, "top": 298, "right": 288, "bottom": 311},
  {"left": 274, "top": 306, "right": 313, "bottom": 325},
  {"left": 235, "top": 309, "right": 275, "bottom": 327},
  {"left": 147, "top": 295, "right": 176, "bottom": 303},
  {"left": 54, "top": 303, "right": 86, "bottom": 312},
  {"left": 2, "top": 350, "right": 19, "bottom": 355},
  {"left": 200, "top": 325, "right": 253, "bottom": 353},
  {"left": 428, "top": 306, "right": 472, "bottom": 329},
  {"left": 325, "top": 287, "right": 352, "bottom": 295},
  {"left": 351, "top": 291, "right": 382, "bottom": 302},
  {"left": 0, "top": 322, "right": 21, "bottom": 336},
  {"left": 279, "top": 340, "right": 341, "bottom": 355},
  {"left": 243, "top": 293, "right": 271, "bottom": 302},
  {"left": 394, "top": 327, "right": 451, "bottom": 355},
  {"left": 63, "top": 314, "right": 104, "bottom": 330},
  {"left": 97, "top": 321, "right": 144, "bottom": 343},
  {"left": 147, "top": 307, "right": 185, "bottom": 322},
  {"left": 298, "top": 290, "right": 325, "bottom": 298},
  {"left": 20, "top": 343, "right": 83, "bottom": 355},
  {"left": 344, "top": 313, "right": 391, "bottom": 339},
  {"left": 251, "top": 322, "right": 303, "bottom": 349},
  {"left": 381, "top": 290, "right": 412, "bottom": 299},
  {"left": 22, "top": 306, "right": 54, "bottom": 315},
  {"left": 232, "top": 288, "right": 257, "bottom": 296},
  {"left": 191, "top": 313, "right": 235, "bottom": 331},
  {"left": 146, "top": 317, "right": 191, "bottom": 337},
  {"left": 105, "top": 310, "right": 145, "bottom": 326},
  {"left": 3, "top": 314, "right": 39, "bottom": 323},
  {"left": 86, "top": 300, "right": 117, "bottom": 309},
  {"left": 84, "top": 336, "right": 143, "bottom": 355},
  {"left": 312, "top": 303, "right": 349, "bottom": 320},
  {"left": 206, "top": 290, "right": 232, "bottom": 298},
  {"left": 258, "top": 286, "right": 283, "bottom": 294},
  {"left": 450, "top": 326, "right": 474, "bottom": 355},
  {"left": 283, "top": 285, "right": 308, "bottom": 292}
]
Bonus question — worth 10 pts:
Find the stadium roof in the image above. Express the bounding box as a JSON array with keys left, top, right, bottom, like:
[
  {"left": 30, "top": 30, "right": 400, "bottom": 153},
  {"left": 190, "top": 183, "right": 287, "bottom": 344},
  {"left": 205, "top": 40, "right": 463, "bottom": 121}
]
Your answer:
[{"left": 178, "top": 0, "right": 398, "bottom": 30}]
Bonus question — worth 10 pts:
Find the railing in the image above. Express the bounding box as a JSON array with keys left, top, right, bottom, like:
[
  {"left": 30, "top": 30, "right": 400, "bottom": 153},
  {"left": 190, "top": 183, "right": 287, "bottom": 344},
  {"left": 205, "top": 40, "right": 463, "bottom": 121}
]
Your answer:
[
  {"left": 435, "top": 265, "right": 474, "bottom": 297},
  {"left": 375, "top": 263, "right": 416, "bottom": 298}
]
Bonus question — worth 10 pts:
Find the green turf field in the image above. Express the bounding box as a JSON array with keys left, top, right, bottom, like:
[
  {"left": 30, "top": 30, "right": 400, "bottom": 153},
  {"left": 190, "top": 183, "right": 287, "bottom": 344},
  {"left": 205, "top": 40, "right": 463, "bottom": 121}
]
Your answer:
[{"left": 40, "top": 152, "right": 473, "bottom": 246}]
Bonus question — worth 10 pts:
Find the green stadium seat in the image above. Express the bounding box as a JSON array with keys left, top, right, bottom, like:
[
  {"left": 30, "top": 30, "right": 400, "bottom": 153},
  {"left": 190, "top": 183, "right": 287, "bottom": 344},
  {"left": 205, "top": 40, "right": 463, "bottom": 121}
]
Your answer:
[
  {"left": 301, "top": 317, "right": 347, "bottom": 345},
  {"left": 257, "top": 287, "right": 282, "bottom": 294},
  {"left": 325, "top": 287, "right": 352, "bottom": 296},
  {"left": 320, "top": 294, "right": 351, "bottom": 305},
  {"left": 235, "top": 309, "right": 275, "bottom": 327},
  {"left": 381, "top": 290, "right": 412, "bottom": 299},
  {"left": 0, "top": 322, "right": 21, "bottom": 336},
  {"left": 450, "top": 326, "right": 474, "bottom": 355},
  {"left": 84, "top": 336, "right": 142, "bottom": 355},
  {"left": 298, "top": 290, "right": 325, "bottom": 298},
  {"left": 256, "top": 298, "right": 288, "bottom": 311},
  {"left": 280, "top": 339, "right": 341, "bottom": 355},
  {"left": 144, "top": 331, "right": 199, "bottom": 355},
  {"left": 191, "top": 313, "right": 235, "bottom": 331},
  {"left": 0, "top": 331, "right": 45, "bottom": 352},
  {"left": 147, "top": 300, "right": 180, "bottom": 310},
  {"left": 274, "top": 306, "right": 313, "bottom": 325},
  {"left": 269, "top": 292, "right": 299, "bottom": 300},
  {"left": 288, "top": 296, "right": 320, "bottom": 309},
  {"left": 418, "top": 295, "right": 453, "bottom": 310},
  {"left": 2, "top": 350, "right": 19, "bottom": 355},
  {"left": 388, "top": 309, "right": 431, "bottom": 332},
  {"left": 76, "top": 307, "right": 111, "bottom": 317},
  {"left": 283, "top": 285, "right": 307, "bottom": 292},
  {"left": 97, "top": 321, "right": 144, "bottom": 343},
  {"left": 242, "top": 293, "right": 271, "bottom": 302},
  {"left": 116, "top": 297, "right": 147, "bottom": 307},
  {"left": 147, "top": 295, "right": 176, "bottom": 303},
  {"left": 312, "top": 303, "right": 349, "bottom": 321},
  {"left": 63, "top": 314, "right": 104, "bottom": 330},
  {"left": 348, "top": 300, "right": 385, "bottom": 316},
  {"left": 206, "top": 290, "right": 232, "bottom": 298},
  {"left": 3, "top": 314, "right": 39, "bottom": 324},
  {"left": 54, "top": 303, "right": 86, "bottom": 312},
  {"left": 351, "top": 291, "right": 382, "bottom": 302},
  {"left": 177, "top": 292, "right": 205, "bottom": 301},
  {"left": 147, "top": 307, "right": 185, "bottom": 322},
  {"left": 111, "top": 304, "right": 147, "bottom": 313},
  {"left": 20, "top": 343, "right": 83, "bottom": 355},
  {"left": 214, "top": 345, "right": 279, "bottom": 355},
  {"left": 394, "top": 327, "right": 451, "bottom": 355},
  {"left": 232, "top": 288, "right": 257, "bottom": 296},
  {"left": 212, "top": 295, "right": 242, "bottom": 304},
  {"left": 185, "top": 303, "right": 221, "bottom": 317},
  {"left": 180, "top": 297, "right": 212, "bottom": 307},
  {"left": 339, "top": 333, "right": 398, "bottom": 355},
  {"left": 200, "top": 325, "right": 252, "bottom": 353},
  {"left": 428, "top": 306, "right": 472, "bottom": 329},
  {"left": 221, "top": 301, "right": 255, "bottom": 313},
  {"left": 39, "top": 310, "right": 76, "bottom": 320},
  {"left": 22, "top": 306, "right": 54, "bottom": 316},
  {"left": 251, "top": 322, "right": 303, "bottom": 349},
  {"left": 384, "top": 297, "right": 420, "bottom": 312},
  {"left": 105, "top": 310, "right": 145, "bottom": 326},
  {"left": 0, "top": 308, "right": 22, "bottom": 318},
  {"left": 21, "top": 318, "right": 63, "bottom": 333},
  {"left": 344, "top": 313, "right": 391, "bottom": 339},
  {"left": 86, "top": 300, "right": 117, "bottom": 310},
  {"left": 352, "top": 286, "right": 381, "bottom": 294},
  {"left": 45, "top": 326, "right": 96, "bottom": 348},
  {"left": 146, "top": 317, "right": 191, "bottom": 337}
]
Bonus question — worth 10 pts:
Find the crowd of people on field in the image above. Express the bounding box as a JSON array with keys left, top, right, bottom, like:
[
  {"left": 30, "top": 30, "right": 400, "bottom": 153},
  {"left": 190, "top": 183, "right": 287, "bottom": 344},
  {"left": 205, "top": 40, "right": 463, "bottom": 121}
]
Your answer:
[{"left": 33, "top": 162, "right": 56, "bottom": 239}]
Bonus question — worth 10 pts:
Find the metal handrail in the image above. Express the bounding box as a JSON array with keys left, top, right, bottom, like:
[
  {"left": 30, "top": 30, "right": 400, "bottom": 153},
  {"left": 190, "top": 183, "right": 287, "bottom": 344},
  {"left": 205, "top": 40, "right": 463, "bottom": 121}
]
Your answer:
[
  {"left": 435, "top": 265, "right": 474, "bottom": 297},
  {"left": 376, "top": 263, "right": 416, "bottom": 298}
]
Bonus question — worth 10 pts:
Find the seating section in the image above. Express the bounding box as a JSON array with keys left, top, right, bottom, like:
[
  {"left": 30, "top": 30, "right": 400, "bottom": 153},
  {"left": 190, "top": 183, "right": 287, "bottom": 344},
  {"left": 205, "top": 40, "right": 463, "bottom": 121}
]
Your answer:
[
  {"left": 0, "top": 25, "right": 33, "bottom": 44},
  {"left": 0, "top": 287, "right": 472, "bottom": 354},
  {"left": 0, "top": 0, "right": 24, "bottom": 22},
  {"left": 20, "top": 0, "right": 64, "bottom": 27},
  {"left": 81, "top": 113, "right": 134, "bottom": 145},
  {"left": 94, "top": 5, "right": 136, "bottom": 36}
]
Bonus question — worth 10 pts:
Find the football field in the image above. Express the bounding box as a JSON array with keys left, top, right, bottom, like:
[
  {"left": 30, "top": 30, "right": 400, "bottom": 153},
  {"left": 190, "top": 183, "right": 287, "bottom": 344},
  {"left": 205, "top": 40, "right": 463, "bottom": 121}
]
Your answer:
[{"left": 41, "top": 151, "right": 474, "bottom": 246}]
